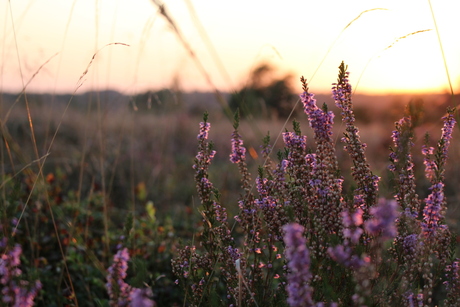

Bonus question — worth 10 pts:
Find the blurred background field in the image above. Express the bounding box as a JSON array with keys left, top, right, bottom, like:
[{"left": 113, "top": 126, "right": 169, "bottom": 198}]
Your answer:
[{"left": 2, "top": 85, "right": 460, "bottom": 230}]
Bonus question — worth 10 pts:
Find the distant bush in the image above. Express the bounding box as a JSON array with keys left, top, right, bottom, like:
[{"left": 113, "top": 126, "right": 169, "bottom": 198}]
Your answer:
[{"left": 228, "top": 63, "right": 299, "bottom": 119}]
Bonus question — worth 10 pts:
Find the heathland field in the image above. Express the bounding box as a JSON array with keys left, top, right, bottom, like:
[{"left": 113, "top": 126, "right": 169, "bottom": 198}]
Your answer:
[{"left": 1, "top": 77, "right": 460, "bottom": 305}]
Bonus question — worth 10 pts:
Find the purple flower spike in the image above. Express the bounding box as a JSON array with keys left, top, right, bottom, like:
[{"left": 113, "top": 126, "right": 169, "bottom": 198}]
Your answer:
[
  {"left": 422, "top": 145, "right": 436, "bottom": 182},
  {"left": 130, "top": 288, "right": 155, "bottom": 307},
  {"left": 106, "top": 248, "right": 132, "bottom": 306},
  {"left": 444, "top": 259, "right": 460, "bottom": 304},
  {"left": 440, "top": 111, "right": 456, "bottom": 157},
  {"left": 283, "top": 223, "right": 314, "bottom": 307},
  {"left": 230, "top": 131, "right": 246, "bottom": 164},
  {"left": 365, "top": 199, "right": 399, "bottom": 240},
  {"left": 421, "top": 182, "right": 445, "bottom": 238},
  {"left": 422, "top": 110, "right": 456, "bottom": 183},
  {"left": 300, "top": 92, "right": 335, "bottom": 141},
  {"left": 0, "top": 244, "right": 42, "bottom": 306},
  {"left": 197, "top": 122, "right": 211, "bottom": 140}
]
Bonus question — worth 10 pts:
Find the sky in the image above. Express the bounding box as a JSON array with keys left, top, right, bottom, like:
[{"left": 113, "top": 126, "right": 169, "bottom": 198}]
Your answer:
[{"left": 1, "top": 0, "right": 459, "bottom": 96}]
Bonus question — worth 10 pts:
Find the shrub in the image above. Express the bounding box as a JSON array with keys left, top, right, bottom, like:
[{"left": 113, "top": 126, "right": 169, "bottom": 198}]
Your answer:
[{"left": 172, "top": 62, "right": 459, "bottom": 306}]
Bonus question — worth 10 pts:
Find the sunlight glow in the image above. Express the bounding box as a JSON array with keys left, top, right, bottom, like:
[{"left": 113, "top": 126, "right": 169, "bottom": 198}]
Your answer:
[{"left": 0, "top": 0, "right": 459, "bottom": 95}]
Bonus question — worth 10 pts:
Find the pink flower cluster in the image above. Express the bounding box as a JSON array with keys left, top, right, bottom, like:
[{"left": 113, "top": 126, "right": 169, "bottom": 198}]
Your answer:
[{"left": 106, "top": 248, "right": 155, "bottom": 307}]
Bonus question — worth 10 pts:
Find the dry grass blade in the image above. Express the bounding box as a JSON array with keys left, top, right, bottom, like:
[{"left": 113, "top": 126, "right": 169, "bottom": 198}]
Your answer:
[
  {"left": 2, "top": 53, "right": 59, "bottom": 124},
  {"left": 183, "top": 0, "right": 234, "bottom": 89},
  {"left": 309, "top": 8, "right": 389, "bottom": 83},
  {"left": 354, "top": 29, "right": 433, "bottom": 94},
  {"left": 75, "top": 42, "right": 130, "bottom": 90},
  {"left": 150, "top": 0, "right": 233, "bottom": 119},
  {"left": 383, "top": 29, "right": 432, "bottom": 51}
]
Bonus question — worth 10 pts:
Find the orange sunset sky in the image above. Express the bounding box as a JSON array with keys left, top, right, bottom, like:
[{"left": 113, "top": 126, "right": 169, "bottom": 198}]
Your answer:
[{"left": 1, "top": 0, "right": 459, "bottom": 96}]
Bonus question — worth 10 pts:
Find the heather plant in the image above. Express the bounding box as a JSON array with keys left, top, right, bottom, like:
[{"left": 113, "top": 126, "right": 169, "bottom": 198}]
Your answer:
[
  {"left": 173, "top": 62, "right": 459, "bottom": 306},
  {"left": 0, "top": 231, "right": 42, "bottom": 306},
  {"left": 105, "top": 247, "right": 155, "bottom": 307}
]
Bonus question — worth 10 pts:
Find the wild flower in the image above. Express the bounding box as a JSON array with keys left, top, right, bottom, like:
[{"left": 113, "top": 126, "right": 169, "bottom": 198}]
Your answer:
[
  {"left": 364, "top": 198, "right": 399, "bottom": 240},
  {"left": 283, "top": 223, "right": 314, "bottom": 307},
  {"left": 421, "top": 182, "right": 446, "bottom": 239},
  {"left": 106, "top": 247, "right": 155, "bottom": 307},
  {"left": 422, "top": 108, "right": 456, "bottom": 184},
  {"left": 341, "top": 206, "right": 363, "bottom": 244},
  {"left": 389, "top": 116, "right": 420, "bottom": 214},
  {"left": 0, "top": 244, "right": 42, "bottom": 306},
  {"left": 197, "top": 121, "right": 211, "bottom": 140},
  {"left": 444, "top": 259, "right": 460, "bottom": 306},
  {"left": 106, "top": 248, "right": 132, "bottom": 306},
  {"left": 300, "top": 77, "right": 343, "bottom": 240},
  {"left": 332, "top": 62, "right": 379, "bottom": 212},
  {"left": 130, "top": 288, "right": 155, "bottom": 307},
  {"left": 173, "top": 62, "right": 459, "bottom": 306},
  {"left": 230, "top": 130, "right": 247, "bottom": 164}
]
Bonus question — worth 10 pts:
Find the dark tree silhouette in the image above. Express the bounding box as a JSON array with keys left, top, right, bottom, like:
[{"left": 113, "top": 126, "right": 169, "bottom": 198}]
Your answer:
[{"left": 229, "top": 63, "right": 299, "bottom": 119}]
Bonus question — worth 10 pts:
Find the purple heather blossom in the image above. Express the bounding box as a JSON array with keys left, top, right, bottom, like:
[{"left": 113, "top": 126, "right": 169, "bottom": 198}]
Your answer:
[
  {"left": 352, "top": 194, "right": 365, "bottom": 212},
  {"left": 402, "top": 234, "right": 419, "bottom": 254},
  {"left": 0, "top": 237, "right": 7, "bottom": 249},
  {"left": 342, "top": 208, "right": 364, "bottom": 244},
  {"left": 440, "top": 111, "right": 456, "bottom": 159},
  {"left": 0, "top": 244, "right": 42, "bottom": 306},
  {"left": 200, "top": 177, "right": 213, "bottom": 191},
  {"left": 422, "top": 145, "right": 436, "bottom": 182},
  {"left": 331, "top": 71, "right": 352, "bottom": 111},
  {"left": 390, "top": 117, "right": 413, "bottom": 150},
  {"left": 256, "top": 177, "right": 268, "bottom": 197},
  {"left": 422, "top": 111, "right": 456, "bottom": 183},
  {"left": 226, "top": 246, "right": 241, "bottom": 262},
  {"left": 342, "top": 208, "right": 363, "bottom": 227},
  {"left": 300, "top": 92, "right": 335, "bottom": 141},
  {"left": 405, "top": 291, "right": 416, "bottom": 307},
  {"left": 283, "top": 223, "right": 314, "bottom": 307},
  {"left": 328, "top": 244, "right": 351, "bottom": 265},
  {"left": 364, "top": 198, "right": 399, "bottom": 240},
  {"left": 416, "top": 293, "right": 424, "bottom": 306},
  {"left": 332, "top": 69, "right": 356, "bottom": 130},
  {"left": 421, "top": 182, "right": 446, "bottom": 238},
  {"left": 444, "top": 259, "right": 460, "bottom": 300},
  {"left": 229, "top": 131, "right": 246, "bottom": 163},
  {"left": 281, "top": 159, "right": 290, "bottom": 170},
  {"left": 107, "top": 248, "right": 156, "bottom": 307},
  {"left": 11, "top": 281, "right": 43, "bottom": 307},
  {"left": 130, "top": 288, "right": 155, "bottom": 307},
  {"left": 107, "top": 248, "right": 132, "bottom": 306},
  {"left": 305, "top": 153, "right": 316, "bottom": 169},
  {"left": 214, "top": 202, "right": 228, "bottom": 223},
  {"left": 327, "top": 244, "right": 368, "bottom": 269},
  {"left": 0, "top": 245, "right": 22, "bottom": 284},
  {"left": 283, "top": 132, "right": 307, "bottom": 151},
  {"left": 332, "top": 64, "right": 380, "bottom": 210},
  {"left": 260, "top": 143, "right": 272, "bottom": 157},
  {"left": 197, "top": 121, "right": 211, "bottom": 140},
  {"left": 194, "top": 149, "right": 216, "bottom": 167}
]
